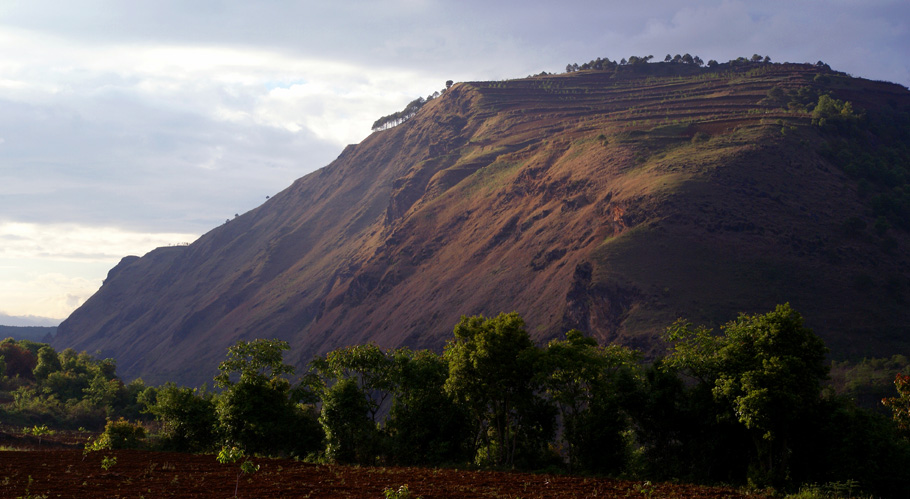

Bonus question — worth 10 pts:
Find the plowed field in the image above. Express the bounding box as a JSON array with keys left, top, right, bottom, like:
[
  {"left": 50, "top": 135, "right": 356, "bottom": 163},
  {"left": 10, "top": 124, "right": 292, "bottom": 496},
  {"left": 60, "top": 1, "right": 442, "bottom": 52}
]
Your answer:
[{"left": 0, "top": 448, "right": 762, "bottom": 499}]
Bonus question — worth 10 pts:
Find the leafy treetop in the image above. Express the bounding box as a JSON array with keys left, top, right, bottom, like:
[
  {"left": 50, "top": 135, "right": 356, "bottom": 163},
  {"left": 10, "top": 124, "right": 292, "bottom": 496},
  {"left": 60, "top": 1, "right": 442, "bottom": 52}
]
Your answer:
[
  {"left": 664, "top": 303, "right": 828, "bottom": 486},
  {"left": 214, "top": 338, "right": 294, "bottom": 387}
]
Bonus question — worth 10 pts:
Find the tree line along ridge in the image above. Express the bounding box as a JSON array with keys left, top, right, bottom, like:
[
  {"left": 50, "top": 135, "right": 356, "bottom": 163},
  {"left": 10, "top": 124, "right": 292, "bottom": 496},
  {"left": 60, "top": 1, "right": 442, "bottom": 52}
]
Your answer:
[{"left": 369, "top": 54, "right": 838, "bottom": 134}]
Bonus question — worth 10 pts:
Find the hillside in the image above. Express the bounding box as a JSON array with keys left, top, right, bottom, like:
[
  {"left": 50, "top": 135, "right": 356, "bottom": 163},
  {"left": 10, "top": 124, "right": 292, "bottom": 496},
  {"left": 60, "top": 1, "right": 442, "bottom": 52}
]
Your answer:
[
  {"left": 0, "top": 325, "right": 56, "bottom": 343},
  {"left": 53, "top": 61, "right": 910, "bottom": 386}
]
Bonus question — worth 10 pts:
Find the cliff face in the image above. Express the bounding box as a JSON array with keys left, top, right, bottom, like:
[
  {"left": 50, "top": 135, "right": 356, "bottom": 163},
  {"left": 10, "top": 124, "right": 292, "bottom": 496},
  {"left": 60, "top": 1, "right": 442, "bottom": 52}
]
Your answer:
[{"left": 54, "top": 63, "right": 910, "bottom": 385}]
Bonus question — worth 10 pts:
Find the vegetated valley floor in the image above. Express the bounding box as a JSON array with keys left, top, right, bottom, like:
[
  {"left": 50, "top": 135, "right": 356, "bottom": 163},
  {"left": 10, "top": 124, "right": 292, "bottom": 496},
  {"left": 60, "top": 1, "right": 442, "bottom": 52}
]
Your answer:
[{"left": 0, "top": 433, "right": 760, "bottom": 498}]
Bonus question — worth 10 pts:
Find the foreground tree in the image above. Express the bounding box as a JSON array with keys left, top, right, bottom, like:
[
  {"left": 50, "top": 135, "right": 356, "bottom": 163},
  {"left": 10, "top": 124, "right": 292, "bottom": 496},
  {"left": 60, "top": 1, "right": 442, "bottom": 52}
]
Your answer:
[
  {"left": 665, "top": 303, "right": 828, "bottom": 487},
  {"left": 319, "top": 376, "right": 375, "bottom": 463},
  {"left": 215, "top": 339, "right": 321, "bottom": 457},
  {"left": 310, "top": 344, "right": 395, "bottom": 423},
  {"left": 444, "top": 313, "right": 551, "bottom": 467},
  {"left": 385, "top": 348, "right": 471, "bottom": 465},
  {"left": 0, "top": 340, "right": 37, "bottom": 381},
  {"left": 139, "top": 383, "right": 218, "bottom": 452},
  {"left": 537, "top": 330, "right": 639, "bottom": 473},
  {"left": 309, "top": 343, "right": 393, "bottom": 463}
]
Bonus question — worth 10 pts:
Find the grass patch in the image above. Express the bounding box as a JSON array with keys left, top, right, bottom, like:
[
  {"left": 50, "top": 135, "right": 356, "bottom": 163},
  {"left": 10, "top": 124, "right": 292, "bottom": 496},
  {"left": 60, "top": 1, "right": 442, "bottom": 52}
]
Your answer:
[{"left": 457, "top": 158, "right": 525, "bottom": 197}]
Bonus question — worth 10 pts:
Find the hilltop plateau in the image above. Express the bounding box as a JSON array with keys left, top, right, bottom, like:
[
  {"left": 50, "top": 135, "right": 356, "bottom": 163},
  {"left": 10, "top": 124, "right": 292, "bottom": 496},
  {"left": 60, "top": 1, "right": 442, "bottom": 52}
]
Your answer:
[{"left": 54, "top": 61, "right": 910, "bottom": 386}]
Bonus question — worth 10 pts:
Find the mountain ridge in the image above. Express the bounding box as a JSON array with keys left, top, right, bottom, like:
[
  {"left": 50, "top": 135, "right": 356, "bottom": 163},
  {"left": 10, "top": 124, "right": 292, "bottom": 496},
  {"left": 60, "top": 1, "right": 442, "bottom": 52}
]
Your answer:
[{"left": 54, "top": 62, "right": 910, "bottom": 386}]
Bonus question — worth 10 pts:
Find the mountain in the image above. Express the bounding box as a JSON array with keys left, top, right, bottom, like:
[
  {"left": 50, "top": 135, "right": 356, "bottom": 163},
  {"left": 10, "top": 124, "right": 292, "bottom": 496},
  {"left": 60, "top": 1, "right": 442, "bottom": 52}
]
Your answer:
[
  {"left": 53, "top": 61, "right": 910, "bottom": 386},
  {"left": 0, "top": 325, "right": 56, "bottom": 342}
]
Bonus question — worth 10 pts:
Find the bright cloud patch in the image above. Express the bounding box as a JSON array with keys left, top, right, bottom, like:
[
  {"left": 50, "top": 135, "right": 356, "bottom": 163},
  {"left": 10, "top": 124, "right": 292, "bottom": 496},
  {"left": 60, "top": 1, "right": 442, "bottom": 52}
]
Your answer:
[
  {"left": 0, "top": 222, "right": 198, "bottom": 262},
  {"left": 0, "top": 28, "right": 441, "bottom": 146},
  {"left": 0, "top": 222, "right": 198, "bottom": 320}
]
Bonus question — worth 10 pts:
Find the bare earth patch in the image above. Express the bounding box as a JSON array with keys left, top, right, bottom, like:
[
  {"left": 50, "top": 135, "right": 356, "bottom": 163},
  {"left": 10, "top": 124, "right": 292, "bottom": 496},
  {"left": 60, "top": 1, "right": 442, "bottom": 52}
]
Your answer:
[{"left": 0, "top": 449, "right": 763, "bottom": 499}]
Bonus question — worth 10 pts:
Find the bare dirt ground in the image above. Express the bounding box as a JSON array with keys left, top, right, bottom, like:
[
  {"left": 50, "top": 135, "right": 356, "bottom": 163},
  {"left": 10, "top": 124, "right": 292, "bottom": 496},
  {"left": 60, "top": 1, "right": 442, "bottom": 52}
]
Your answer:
[
  {"left": 0, "top": 428, "right": 763, "bottom": 498},
  {"left": 0, "top": 449, "right": 762, "bottom": 499}
]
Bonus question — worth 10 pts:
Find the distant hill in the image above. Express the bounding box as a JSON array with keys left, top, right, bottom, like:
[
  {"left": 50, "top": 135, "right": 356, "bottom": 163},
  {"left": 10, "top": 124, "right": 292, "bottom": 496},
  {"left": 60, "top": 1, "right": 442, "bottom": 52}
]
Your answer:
[
  {"left": 54, "top": 61, "right": 910, "bottom": 386},
  {"left": 0, "top": 325, "right": 56, "bottom": 343}
]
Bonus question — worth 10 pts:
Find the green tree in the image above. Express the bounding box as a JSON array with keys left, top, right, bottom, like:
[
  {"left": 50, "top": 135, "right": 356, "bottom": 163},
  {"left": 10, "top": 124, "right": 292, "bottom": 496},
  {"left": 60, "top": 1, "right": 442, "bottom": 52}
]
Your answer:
[
  {"left": 665, "top": 303, "right": 828, "bottom": 487},
  {"left": 310, "top": 343, "right": 395, "bottom": 423},
  {"left": 215, "top": 339, "right": 321, "bottom": 457},
  {"left": 84, "top": 375, "right": 123, "bottom": 413},
  {"left": 385, "top": 348, "right": 471, "bottom": 465},
  {"left": 214, "top": 339, "right": 294, "bottom": 387},
  {"left": 537, "top": 330, "right": 639, "bottom": 472},
  {"left": 319, "top": 377, "right": 375, "bottom": 463},
  {"left": 811, "top": 94, "right": 860, "bottom": 129},
  {"left": 627, "top": 359, "right": 751, "bottom": 482},
  {"left": 217, "top": 445, "right": 259, "bottom": 498},
  {"left": 33, "top": 345, "right": 61, "bottom": 381},
  {"left": 307, "top": 343, "right": 394, "bottom": 463},
  {"left": 443, "top": 312, "right": 549, "bottom": 467},
  {"left": 139, "top": 382, "right": 218, "bottom": 452}
]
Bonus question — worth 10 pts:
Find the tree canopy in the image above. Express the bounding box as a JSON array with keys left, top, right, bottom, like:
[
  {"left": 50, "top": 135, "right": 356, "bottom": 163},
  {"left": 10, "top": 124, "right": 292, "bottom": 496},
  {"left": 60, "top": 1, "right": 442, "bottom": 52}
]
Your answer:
[
  {"left": 443, "top": 312, "right": 544, "bottom": 467},
  {"left": 665, "top": 303, "right": 829, "bottom": 486},
  {"left": 214, "top": 338, "right": 294, "bottom": 387}
]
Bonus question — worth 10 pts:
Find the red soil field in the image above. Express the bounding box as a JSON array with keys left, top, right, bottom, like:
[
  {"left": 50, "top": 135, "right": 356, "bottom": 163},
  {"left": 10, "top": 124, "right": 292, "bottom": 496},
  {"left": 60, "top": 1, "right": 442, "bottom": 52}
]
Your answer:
[{"left": 0, "top": 448, "right": 762, "bottom": 499}]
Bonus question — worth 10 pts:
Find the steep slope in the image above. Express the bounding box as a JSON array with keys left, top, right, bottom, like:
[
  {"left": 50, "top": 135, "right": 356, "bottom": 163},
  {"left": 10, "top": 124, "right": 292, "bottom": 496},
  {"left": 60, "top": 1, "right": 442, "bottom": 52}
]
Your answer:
[{"left": 54, "top": 62, "right": 910, "bottom": 385}]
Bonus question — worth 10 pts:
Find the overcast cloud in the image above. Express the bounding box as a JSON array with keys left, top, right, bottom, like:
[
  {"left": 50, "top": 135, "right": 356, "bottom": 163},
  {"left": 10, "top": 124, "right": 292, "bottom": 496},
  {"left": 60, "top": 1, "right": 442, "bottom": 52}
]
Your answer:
[{"left": 1, "top": 0, "right": 908, "bottom": 325}]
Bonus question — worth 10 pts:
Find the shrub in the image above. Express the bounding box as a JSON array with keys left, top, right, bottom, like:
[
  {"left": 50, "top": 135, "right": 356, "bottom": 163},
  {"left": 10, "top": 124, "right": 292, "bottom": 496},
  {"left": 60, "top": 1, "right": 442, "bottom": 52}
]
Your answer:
[
  {"left": 139, "top": 383, "right": 218, "bottom": 453},
  {"left": 217, "top": 446, "right": 259, "bottom": 498},
  {"left": 99, "top": 417, "right": 146, "bottom": 449},
  {"left": 691, "top": 131, "right": 710, "bottom": 144},
  {"left": 384, "top": 485, "right": 420, "bottom": 499}
]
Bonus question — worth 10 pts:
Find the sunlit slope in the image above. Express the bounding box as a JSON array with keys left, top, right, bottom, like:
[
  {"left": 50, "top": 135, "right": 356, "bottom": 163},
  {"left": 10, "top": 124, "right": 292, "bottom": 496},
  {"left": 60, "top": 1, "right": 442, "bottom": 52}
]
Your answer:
[{"left": 55, "top": 62, "right": 910, "bottom": 385}]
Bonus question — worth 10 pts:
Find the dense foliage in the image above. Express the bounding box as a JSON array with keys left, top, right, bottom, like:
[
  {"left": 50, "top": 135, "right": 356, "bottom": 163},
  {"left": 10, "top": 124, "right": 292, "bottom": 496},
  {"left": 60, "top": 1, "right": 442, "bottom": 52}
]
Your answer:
[
  {"left": 0, "top": 339, "right": 145, "bottom": 428},
  {"left": 665, "top": 304, "right": 829, "bottom": 487},
  {"left": 2, "top": 305, "right": 908, "bottom": 496}
]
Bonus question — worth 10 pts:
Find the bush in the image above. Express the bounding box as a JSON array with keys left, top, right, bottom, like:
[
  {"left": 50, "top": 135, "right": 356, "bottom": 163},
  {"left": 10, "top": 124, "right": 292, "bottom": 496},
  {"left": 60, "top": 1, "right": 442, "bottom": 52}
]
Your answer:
[
  {"left": 139, "top": 383, "right": 218, "bottom": 453},
  {"left": 98, "top": 417, "right": 146, "bottom": 450},
  {"left": 691, "top": 131, "right": 710, "bottom": 144}
]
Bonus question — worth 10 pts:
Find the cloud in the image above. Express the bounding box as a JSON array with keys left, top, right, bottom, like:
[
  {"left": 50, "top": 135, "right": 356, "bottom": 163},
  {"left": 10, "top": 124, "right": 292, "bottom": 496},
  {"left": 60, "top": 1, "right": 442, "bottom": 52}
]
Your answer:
[
  {"left": 0, "top": 271, "right": 97, "bottom": 320},
  {"left": 0, "top": 312, "right": 60, "bottom": 327},
  {"left": 0, "top": 222, "right": 200, "bottom": 319},
  {"left": 0, "top": 222, "right": 198, "bottom": 262},
  {"left": 0, "top": 33, "right": 441, "bottom": 233}
]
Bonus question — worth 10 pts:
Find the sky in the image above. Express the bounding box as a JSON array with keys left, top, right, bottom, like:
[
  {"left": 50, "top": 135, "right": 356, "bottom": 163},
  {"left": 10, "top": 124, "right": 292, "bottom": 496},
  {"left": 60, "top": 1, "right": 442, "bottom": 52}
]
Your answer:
[{"left": 1, "top": 0, "right": 908, "bottom": 326}]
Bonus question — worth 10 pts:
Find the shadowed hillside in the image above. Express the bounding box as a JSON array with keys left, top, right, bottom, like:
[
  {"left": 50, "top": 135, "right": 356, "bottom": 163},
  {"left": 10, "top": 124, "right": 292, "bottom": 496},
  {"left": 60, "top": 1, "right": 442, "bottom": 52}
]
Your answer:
[{"left": 54, "top": 62, "right": 910, "bottom": 385}]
